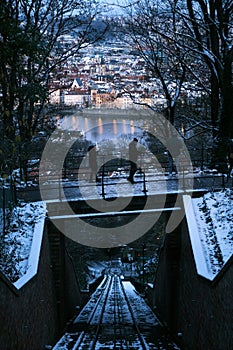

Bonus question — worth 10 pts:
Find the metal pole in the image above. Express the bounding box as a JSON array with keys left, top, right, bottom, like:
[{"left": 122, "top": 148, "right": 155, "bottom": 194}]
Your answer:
[
  {"left": 59, "top": 176, "right": 62, "bottom": 201},
  {"left": 222, "top": 174, "right": 225, "bottom": 190},
  {"left": 13, "top": 175, "right": 17, "bottom": 205},
  {"left": 64, "top": 158, "right": 67, "bottom": 179},
  {"left": 101, "top": 164, "right": 105, "bottom": 198},
  {"left": 142, "top": 171, "right": 147, "bottom": 195},
  {"left": 142, "top": 244, "right": 145, "bottom": 287},
  {"left": 201, "top": 143, "right": 204, "bottom": 171},
  {"left": 182, "top": 166, "right": 186, "bottom": 191},
  {"left": 3, "top": 185, "right": 6, "bottom": 234}
]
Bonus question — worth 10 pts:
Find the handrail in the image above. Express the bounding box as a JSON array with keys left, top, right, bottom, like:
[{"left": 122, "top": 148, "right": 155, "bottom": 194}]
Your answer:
[{"left": 16, "top": 168, "right": 231, "bottom": 205}]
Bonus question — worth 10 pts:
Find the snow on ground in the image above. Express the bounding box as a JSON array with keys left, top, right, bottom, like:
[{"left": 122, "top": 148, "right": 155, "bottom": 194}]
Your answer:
[
  {"left": 122, "top": 281, "right": 160, "bottom": 326},
  {"left": 0, "top": 202, "right": 46, "bottom": 283},
  {"left": 185, "top": 189, "right": 233, "bottom": 280}
]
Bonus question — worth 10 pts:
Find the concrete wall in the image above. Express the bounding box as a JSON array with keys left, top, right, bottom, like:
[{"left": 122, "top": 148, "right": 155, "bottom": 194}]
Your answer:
[
  {"left": 45, "top": 220, "right": 83, "bottom": 339},
  {"left": 63, "top": 249, "right": 83, "bottom": 323},
  {"left": 0, "top": 226, "right": 58, "bottom": 350},
  {"left": 153, "top": 219, "right": 233, "bottom": 350},
  {"left": 0, "top": 222, "right": 83, "bottom": 350}
]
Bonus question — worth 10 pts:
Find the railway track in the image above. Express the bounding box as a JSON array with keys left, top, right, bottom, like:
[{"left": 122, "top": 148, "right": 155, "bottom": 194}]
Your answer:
[{"left": 53, "top": 275, "right": 180, "bottom": 349}]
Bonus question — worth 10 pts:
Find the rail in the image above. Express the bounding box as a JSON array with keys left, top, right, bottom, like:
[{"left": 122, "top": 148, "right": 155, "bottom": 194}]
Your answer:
[
  {"left": 72, "top": 275, "right": 113, "bottom": 350},
  {"left": 53, "top": 274, "right": 179, "bottom": 349},
  {"left": 17, "top": 161, "right": 232, "bottom": 204}
]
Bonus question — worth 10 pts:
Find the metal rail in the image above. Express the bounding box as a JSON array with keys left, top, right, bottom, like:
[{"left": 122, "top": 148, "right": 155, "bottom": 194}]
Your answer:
[
  {"left": 74, "top": 275, "right": 151, "bottom": 349},
  {"left": 88, "top": 275, "right": 114, "bottom": 350},
  {"left": 19, "top": 168, "right": 232, "bottom": 204},
  {"left": 72, "top": 275, "right": 113, "bottom": 350},
  {"left": 53, "top": 274, "right": 180, "bottom": 349},
  {"left": 119, "top": 277, "right": 150, "bottom": 350}
]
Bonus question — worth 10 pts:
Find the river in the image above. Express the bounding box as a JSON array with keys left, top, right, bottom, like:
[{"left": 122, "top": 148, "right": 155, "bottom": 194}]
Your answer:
[{"left": 58, "top": 108, "right": 156, "bottom": 145}]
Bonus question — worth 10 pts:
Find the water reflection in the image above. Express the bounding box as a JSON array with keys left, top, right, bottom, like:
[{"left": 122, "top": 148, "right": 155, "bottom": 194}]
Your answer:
[
  {"left": 113, "top": 119, "right": 117, "bottom": 135},
  {"left": 60, "top": 111, "right": 144, "bottom": 143}
]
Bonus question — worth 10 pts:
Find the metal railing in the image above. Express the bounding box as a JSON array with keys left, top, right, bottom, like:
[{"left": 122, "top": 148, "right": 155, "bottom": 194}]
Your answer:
[
  {"left": 15, "top": 155, "right": 232, "bottom": 204},
  {"left": 0, "top": 177, "right": 17, "bottom": 234}
]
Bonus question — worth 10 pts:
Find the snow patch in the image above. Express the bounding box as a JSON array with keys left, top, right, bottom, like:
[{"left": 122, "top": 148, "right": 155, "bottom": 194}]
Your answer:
[
  {"left": 183, "top": 190, "right": 233, "bottom": 281},
  {"left": 0, "top": 202, "right": 46, "bottom": 288}
]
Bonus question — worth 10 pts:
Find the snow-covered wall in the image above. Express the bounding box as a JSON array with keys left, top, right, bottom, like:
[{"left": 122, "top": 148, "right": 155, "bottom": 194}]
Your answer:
[
  {"left": 183, "top": 195, "right": 215, "bottom": 280},
  {"left": 0, "top": 213, "right": 83, "bottom": 349},
  {"left": 153, "top": 197, "right": 233, "bottom": 350},
  {"left": 0, "top": 202, "right": 47, "bottom": 284},
  {"left": 13, "top": 216, "right": 45, "bottom": 289},
  {"left": 0, "top": 224, "right": 59, "bottom": 350},
  {"left": 183, "top": 193, "right": 233, "bottom": 282}
]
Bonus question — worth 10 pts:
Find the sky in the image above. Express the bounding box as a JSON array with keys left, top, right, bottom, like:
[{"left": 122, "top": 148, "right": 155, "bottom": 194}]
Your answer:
[{"left": 101, "top": 0, "right": 128, "bottom": 15}]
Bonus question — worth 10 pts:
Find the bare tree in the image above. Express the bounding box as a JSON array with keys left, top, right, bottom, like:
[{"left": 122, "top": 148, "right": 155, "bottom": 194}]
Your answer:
[
  {"left": 177, "top": 0, "right": 233, "bottom": 169},
  {"left": 119, "top": 0, "right": 232, "bottom": 170},
  {"left": 0, "top": 0, "right": 106, "bottom": 173},
  {"left": 120, "top": 0, "right": 192, "bottom": 127}
]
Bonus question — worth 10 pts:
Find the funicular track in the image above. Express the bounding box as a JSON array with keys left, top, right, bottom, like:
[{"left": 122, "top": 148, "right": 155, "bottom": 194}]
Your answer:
[{"left": 53, "top": 275, "right": 180, "bottom": 350}]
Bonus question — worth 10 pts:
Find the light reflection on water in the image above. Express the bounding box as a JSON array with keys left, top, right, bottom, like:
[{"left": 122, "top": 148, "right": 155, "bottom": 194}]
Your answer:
[{"left": 60, "top": 110, "right": 149, "bottom": 143}]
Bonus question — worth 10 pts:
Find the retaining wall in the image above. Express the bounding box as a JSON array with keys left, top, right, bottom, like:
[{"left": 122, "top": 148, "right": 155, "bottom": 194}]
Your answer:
[
  {"left": 0, "top": 225, "right": 58, "bottom": 350},
  {"left": 0, "top": 221, "right": 83, "bottom": 350},
  {"left": 153, "top": 218, "right": 233, "bottom": 350}
]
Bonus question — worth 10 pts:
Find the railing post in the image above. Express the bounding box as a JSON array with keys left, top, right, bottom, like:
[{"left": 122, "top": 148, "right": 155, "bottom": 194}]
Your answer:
[
  {"left": 222, "top": 174, "right": 225, "bottom": 190},
  {"left": 13, "top": 176, "right": 17, "bottom": 205},
  {"left": 201, "top": 143, "right": 204, "bottom": 171},
  {"left": 182, "top": 166, "right": 186, "bottom": 191},
  {"left": 142, "top": 170, "right": 147, "bottom": 195},
  {"left": 59, "top": 175, "right": 62, "bottom": 201},
  {"left": 142, "top": 243, "right": 145, "bottom": 287},
  {"left": 3, "top": 183, "right": 6, "bottom": 234},
  {"left": 64, "top": 159, "right": 67, "bottom": 179},
  {"left": 101, "top": 164, "right": 106, "bottom": 199}
]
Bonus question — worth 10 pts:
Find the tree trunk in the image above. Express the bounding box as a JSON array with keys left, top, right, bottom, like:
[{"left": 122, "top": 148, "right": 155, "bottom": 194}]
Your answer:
[
  {"left": 210, "top": 73, "right": 220, "bottom": 138},
  {"left": 212, "top": 58, "right": 233, "bottom": 173},
  {"left": 219, "top": 58, "right": 233, "bottom": 140}
]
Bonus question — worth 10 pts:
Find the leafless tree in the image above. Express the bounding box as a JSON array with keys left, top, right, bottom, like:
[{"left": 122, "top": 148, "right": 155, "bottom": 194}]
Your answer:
[
  {"left": 0, "top": 0, "right": 106, "bottom": 173},
  {"left": 176, "top": 0, "right": 233, "bottom": 169},
  {"left": 120, "top": 0, "right": 198, "bottom": 128},
  {"left": 119, "top": 0, "right": 232, "bottom": 170}
]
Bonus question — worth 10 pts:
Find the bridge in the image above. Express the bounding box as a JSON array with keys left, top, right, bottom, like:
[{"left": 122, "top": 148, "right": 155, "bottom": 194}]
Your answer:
[
  {"left": 19, "top": 162, "right": 230, "bottom": 202},
  {"left": 16, "top": 165, "right": 230, "bottom": 250}
]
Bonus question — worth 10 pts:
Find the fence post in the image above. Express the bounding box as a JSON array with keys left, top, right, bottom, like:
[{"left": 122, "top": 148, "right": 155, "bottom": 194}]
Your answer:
[
  {"left": 101, "top": 164, "right": 106, "bottom": 199},
  {"left": 142, "top": 171, "right": 147, "bottom": 195},
  {"left": 222, "top": 174, "right": 225, "bottom": 190},
  {"left": 3, "top": 184, "right": 6, "bottom": 234},
  {"left": 201, "top": 143, "right": 204, "bottom": 171},
  {"left": 182, "top": 166, "right": 186, "bottom": 191},
  {"left": 13, "top": 175, "right": 17, "bottom": 205},
  {"left": 64, "top": 158, "right": 67, "bottom": 179},
  {"left": 59, "top": 176, "right": 62, "bottom": 201}
]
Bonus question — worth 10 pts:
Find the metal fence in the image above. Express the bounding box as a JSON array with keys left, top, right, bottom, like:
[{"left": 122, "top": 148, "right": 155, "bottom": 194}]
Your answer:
[
  {"left": 0, "top": 178, "right": 17, "bottom": 234},
  {"left": 14, "top": 150, "right": 232, "bottom": 204},
  {"left": 25, "top": 148, "right": 212, "bottom": 182}
]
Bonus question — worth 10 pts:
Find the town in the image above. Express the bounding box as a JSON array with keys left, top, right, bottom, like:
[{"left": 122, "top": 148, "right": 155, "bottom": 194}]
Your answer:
[{"left": 48, "top": 35, "right": 205, "bottom": 110}]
